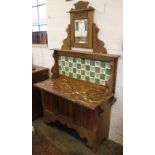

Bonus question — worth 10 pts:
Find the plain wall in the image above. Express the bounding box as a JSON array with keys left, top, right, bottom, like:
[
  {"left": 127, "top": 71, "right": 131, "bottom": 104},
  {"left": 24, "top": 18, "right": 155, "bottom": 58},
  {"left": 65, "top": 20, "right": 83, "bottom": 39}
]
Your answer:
[{"left": 32, "top": 0, "right": 123, "bottom": 144}]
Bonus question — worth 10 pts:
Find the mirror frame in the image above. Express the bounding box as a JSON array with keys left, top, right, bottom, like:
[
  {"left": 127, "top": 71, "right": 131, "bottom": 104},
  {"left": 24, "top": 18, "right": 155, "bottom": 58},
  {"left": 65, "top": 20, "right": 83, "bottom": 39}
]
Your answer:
[
  {"left": 61, "top": 1, "right": 107, "bottom": 54},
  {"left": 70, "top": 4, "right": 94, "bottom": 49}
]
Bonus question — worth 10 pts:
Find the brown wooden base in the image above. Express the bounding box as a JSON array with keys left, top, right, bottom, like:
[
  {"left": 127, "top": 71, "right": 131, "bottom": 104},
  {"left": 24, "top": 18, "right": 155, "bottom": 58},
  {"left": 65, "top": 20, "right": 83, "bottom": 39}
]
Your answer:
[{"left": 41, "top": 90, "right": 113, "bottom": 152}]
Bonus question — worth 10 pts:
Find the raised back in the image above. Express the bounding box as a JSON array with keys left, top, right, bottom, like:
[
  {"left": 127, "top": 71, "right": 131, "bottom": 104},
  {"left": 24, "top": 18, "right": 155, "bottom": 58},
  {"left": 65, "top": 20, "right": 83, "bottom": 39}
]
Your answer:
[{"left": 51, "top": 49, "right": 119, "bottom": 93}]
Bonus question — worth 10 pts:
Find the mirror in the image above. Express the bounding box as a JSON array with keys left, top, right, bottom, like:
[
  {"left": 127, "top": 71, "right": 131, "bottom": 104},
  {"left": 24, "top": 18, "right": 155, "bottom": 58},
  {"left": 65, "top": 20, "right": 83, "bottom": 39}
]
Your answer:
[{"left": 74, "top": 19, "right": 88, "bottom": 44}]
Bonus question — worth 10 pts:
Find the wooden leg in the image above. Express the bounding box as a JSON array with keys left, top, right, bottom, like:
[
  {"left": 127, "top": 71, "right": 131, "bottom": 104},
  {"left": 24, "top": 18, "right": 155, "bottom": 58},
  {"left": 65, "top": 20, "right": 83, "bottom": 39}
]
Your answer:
[{"left": 86, "top": 134, "right": 99, "bottom": 152}]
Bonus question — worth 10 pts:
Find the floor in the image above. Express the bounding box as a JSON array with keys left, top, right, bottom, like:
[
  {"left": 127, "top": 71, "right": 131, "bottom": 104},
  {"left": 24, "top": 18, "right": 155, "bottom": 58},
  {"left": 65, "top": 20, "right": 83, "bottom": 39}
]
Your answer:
[{"left": 33, "top": 118, "right": 123, "bottom": 155}]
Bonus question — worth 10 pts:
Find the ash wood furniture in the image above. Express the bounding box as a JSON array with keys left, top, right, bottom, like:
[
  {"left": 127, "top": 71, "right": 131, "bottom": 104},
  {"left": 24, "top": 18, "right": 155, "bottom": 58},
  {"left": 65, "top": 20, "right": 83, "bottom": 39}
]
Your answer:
[
  {"left": 32, "top": 65, "right": 49, "bottom": 120},
  {"left": 34, "top": 49, "right": 119, "bottom": 151},
  {"left": 33, "top": 1, "right": 119, "bottom": 152}
]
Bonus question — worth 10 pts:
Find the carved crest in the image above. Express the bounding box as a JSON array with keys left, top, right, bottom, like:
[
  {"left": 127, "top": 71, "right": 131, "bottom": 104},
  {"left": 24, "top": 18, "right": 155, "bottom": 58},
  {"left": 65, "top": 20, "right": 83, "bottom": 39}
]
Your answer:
[
  {"left": 74, "top": 1, "right": 89, "bottom": 10},
  {"left": 70, "top": 1, "right": 94, "bottom": 12},
  {"left": 74, "top": 12, "right": 88, "bottom": 19}
]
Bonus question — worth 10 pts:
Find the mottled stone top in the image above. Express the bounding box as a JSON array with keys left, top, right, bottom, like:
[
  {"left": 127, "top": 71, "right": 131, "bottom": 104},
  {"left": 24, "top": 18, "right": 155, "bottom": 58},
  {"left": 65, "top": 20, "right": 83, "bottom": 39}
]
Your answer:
[{"left": 34, "top": 76, "right": 113, "bottom": 110}]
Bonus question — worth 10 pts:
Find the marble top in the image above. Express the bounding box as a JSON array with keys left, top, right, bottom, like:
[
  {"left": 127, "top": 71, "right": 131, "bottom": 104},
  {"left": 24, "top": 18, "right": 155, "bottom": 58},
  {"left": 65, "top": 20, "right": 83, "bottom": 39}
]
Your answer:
[{"left": 34, "top": 76, "right": 113, "bottom": 110}]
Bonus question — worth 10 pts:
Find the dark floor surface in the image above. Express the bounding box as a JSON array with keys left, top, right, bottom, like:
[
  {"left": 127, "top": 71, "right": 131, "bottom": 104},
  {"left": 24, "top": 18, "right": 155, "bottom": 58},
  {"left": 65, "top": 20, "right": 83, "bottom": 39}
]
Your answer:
[{"left": 33, "top": 118, "right": 123, "bottom": 155}]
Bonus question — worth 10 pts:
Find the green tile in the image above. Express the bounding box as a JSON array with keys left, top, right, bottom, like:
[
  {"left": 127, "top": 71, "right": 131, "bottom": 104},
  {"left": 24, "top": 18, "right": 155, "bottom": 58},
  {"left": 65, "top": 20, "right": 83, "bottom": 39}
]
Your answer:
[
  {"left": 62, "top": 61, "right": 65, "bottom": 66},
  {"left": 62, "top": 71, "right": 65, "bottom": 75},
  {"left": 95, "top": 67, "right": 100, "bottom": 73},
  {"left": 65, "top": 67, "right": 69, "bottom": 72},
  {"left": 90, "top": 60, "right": 95, "bottom": 66},
  {"left": 65, "top": 57, "right": 68, "bottom": 61},
  {"left": 100, "top": 74, "right": 105, "bottom": 80},
  {"left": 73, "top": 57, "right": 76, "bottom": 63},
  {"left": 106, "top": 69, "right": 111, "bottom": 75},
  {"left": 77, "top": 64, "right": 81, "bottom": 69},
  {"left": 86, "top": 65, "right": 90, "bottom": 71},
  {"left": 59, "top": 66, "right": 61, "bottom": 70},
  {"left": 105, "top": 81, "right": 108, "bottom": 86},
  {"left": 85, "top": 76, "right": 90, "bottom": 82},
  {"left": 81, "top": 70, "right": 85, "bottom": 75},
  {"left": 62, "top": 66, "right": 65, "bottom": 71},
  {"left": 69, "top": 72, "right": 73, "bottom": 78},
  {"left": 90, "top": 72, "right": 95, "bottom": 77},
  {"left": 81, "top": 59, "right": 85, "bottom": 64},
  {"left": 101, "top": 62, "right": 106, "bottom": 68},
  {"left": 95, "top": 79, "right": 99, "bottom": 85},
  {"left": 69, "top": 62, "right": 73, "bottom": 67},
  {"left": 73, "top": 68, "right": 77, "bottom": 73},
  {"left": 77, "top": 74, "right": 81, "bottom": 80}
]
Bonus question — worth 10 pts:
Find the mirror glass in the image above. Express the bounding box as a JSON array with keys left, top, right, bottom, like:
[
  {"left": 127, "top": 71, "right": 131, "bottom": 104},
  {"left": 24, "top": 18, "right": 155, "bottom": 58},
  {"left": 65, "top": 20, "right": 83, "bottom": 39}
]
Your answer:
[{"left": 74, "top": 19, "right": 88, "bottom": 44}]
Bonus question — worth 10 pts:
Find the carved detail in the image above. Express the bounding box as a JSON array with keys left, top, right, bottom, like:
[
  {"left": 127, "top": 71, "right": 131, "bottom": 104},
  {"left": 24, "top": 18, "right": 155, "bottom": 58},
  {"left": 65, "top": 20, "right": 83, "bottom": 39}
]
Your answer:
[
  {"left": 70, "top": 1, "right": 94, "bottom": 11},
  {"left": 74, "top": 12, "right": 88, "bottom": 19},
  {"left": 93, "top": 23, "right": 107, "bottom": 54},
  {"left": 44, "top": 110, "right": 98, "bottom": 151},
  {"left": 75, "top": 1, "right": 89, "bottom": 10},
  {"left": 74, "top": 1, "right": 89, "bottom": 10},
  {"left": 51, "top": 51, "right": 59, "bottom": 79},
  {"left": 61, "top": 24, "right": 71, "bottom": 50}
]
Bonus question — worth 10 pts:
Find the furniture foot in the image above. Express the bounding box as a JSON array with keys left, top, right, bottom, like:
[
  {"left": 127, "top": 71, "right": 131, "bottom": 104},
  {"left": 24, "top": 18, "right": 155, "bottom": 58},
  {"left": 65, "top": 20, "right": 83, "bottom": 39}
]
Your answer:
[{"left": 87, "top": 135, "right": 99, "bottom": 152}]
